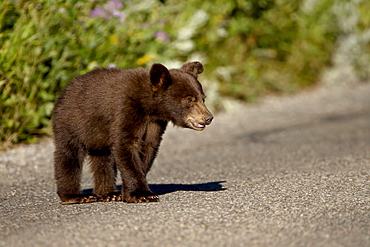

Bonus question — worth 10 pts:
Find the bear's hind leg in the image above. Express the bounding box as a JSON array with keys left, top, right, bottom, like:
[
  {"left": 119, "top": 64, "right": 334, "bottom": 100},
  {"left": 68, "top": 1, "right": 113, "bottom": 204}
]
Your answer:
[
  {"left": 54, "top": 146, "right": 97, "bottom": 204},
  {"left": 90, "top": 154, "right": 121, "bottom": 202},
  {"left": 114, "top": 146, "right": 159, "bottom": 203}
]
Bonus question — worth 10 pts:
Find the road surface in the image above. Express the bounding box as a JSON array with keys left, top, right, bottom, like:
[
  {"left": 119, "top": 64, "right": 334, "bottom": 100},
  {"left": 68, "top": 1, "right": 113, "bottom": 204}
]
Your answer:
[{"left": 1, "top": 83, "right": 369, "bottom": 246}]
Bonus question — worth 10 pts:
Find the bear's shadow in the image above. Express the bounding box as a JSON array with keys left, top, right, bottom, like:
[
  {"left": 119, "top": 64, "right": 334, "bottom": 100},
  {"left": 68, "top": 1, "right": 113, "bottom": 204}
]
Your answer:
[{"left": 82, "top": 181, "right": 226, "bottom": 195}]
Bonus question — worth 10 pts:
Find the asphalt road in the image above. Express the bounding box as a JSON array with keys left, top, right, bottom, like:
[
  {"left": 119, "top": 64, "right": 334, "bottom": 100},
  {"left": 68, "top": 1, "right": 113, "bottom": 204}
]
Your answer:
[{"left": 1, "top": 83, "right": 369, "bottom": 247}]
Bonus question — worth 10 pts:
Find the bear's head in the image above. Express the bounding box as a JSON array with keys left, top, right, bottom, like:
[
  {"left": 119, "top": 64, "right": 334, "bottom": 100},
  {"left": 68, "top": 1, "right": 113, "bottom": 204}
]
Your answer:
[{"left": 150, "top": 62, "right": 213, "bottom": 131}]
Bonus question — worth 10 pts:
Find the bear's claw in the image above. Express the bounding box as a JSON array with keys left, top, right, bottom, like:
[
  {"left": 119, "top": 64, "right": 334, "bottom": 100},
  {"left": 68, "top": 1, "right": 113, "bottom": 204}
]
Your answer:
[
  {"left": 97, "top": 192, "right": 123, "bottom": 202},
  {"left": 60, "top": 192, "right": 125, "bottom": 204},
  {"left": 123, "top": 193, "right": 160, "bottom": 203},
  {"left": 61, "top": 195, "right": 98, "bottom": 205}
]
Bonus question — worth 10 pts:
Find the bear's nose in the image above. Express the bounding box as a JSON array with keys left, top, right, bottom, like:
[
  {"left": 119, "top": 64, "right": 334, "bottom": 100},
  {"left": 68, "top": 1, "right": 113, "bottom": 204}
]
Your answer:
[{"left": 204, "top": 114, "right": 213, "bottom": 125}]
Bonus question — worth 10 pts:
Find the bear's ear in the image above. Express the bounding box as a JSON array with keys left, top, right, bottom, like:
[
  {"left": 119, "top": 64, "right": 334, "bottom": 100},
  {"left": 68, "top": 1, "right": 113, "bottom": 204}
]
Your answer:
[
  {"left": 150, "top": 63, "right": 172, "bottom": 91},
  {"left": 180, "top": 61, "right": 204, "bottom": 78}
]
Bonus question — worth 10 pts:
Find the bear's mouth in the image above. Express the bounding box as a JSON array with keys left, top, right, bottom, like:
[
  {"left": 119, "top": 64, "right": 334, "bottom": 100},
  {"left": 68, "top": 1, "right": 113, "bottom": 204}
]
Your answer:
[{"left": 188, "top": 119, "right": 206, "bottom": 131}]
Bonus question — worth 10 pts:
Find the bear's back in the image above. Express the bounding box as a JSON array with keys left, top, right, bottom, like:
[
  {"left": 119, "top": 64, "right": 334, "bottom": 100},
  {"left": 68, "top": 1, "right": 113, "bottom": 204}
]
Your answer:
[
  {"left": 53, "top": 68, "right": 151, "bottom": 148},
  {"left": 55, "top": 68, "right": 150, "bottom": 112}
]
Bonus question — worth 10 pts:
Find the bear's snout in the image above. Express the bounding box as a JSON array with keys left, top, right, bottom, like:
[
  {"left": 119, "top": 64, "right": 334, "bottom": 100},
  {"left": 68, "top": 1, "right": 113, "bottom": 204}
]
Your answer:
[
  {"left": 186, "top": 110, "right": 213, "bottom": 131},
  {"left": 204, "top": 114, "right": 213, "bottom": 125}
]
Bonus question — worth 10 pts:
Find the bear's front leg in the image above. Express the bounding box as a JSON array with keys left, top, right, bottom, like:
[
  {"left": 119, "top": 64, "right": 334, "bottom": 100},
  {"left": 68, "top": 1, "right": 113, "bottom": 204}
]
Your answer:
[
  {"left": 141, "top": 120, "right": 168, "bottom": 175},
  {"left": 112, "top": 141, "right": 159, "bottom": 203}
]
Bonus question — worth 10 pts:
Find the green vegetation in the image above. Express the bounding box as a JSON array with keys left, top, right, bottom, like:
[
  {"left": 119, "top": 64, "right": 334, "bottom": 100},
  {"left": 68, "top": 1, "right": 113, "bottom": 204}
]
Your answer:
[{"left": 1, "top": 0, "right": 369, "bottom": 147}]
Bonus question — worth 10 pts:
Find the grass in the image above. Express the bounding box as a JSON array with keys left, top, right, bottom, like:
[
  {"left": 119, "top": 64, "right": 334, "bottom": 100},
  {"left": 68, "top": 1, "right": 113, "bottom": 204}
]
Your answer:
[{"left": 0, "top": 0, "right": 369, "bottom": 147}]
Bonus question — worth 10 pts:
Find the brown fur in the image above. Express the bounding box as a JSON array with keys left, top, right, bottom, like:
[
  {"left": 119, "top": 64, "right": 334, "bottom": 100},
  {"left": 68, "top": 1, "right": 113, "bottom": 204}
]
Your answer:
[{"left": 52, "top": 62, "right": 213, "bottom": 204}]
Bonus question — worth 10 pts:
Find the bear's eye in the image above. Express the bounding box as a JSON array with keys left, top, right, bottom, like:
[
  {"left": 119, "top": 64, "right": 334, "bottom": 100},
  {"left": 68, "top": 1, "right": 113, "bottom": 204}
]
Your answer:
[{"left": 186, "top": 96, "right": 195, "bottom": 103}]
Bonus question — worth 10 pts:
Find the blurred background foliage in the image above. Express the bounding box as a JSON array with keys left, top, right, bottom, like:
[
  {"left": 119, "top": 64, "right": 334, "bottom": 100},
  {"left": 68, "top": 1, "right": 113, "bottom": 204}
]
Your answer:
[{"left": 0, "top": 0, "right": 369, "bottom": 147}]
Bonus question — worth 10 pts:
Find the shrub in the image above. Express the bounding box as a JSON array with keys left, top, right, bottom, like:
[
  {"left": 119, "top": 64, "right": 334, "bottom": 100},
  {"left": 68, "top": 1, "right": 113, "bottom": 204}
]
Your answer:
[{"left": 0, "top": 0, "right": 368, "bottom": 147}]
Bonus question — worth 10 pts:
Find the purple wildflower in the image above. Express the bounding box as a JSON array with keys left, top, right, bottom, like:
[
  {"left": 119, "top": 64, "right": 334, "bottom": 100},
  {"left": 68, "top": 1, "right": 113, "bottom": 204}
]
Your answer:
[
  {"left": 111, "top": 9, "right": 126, "bottom": 19},
  {"left": 104, "top": 0, "right": 124, "bottom": 11},
  {"left": 90, "top": 0, "right": 125, "bottom": 23},
  {"left": 154, "top": 30, "right": 170, "bottom": 43},
  {"left": 105, "top": 0, "right": 125, "bottom": 22},
  {"left": 90, "top": 7, "right": 110, "bottom": 20}
]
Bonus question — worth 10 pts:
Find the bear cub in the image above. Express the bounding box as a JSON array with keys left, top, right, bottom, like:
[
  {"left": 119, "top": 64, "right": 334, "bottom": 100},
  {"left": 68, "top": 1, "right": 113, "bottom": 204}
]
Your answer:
[{"left": 53, "top": 62, "right": 213, "bottom": 204}]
